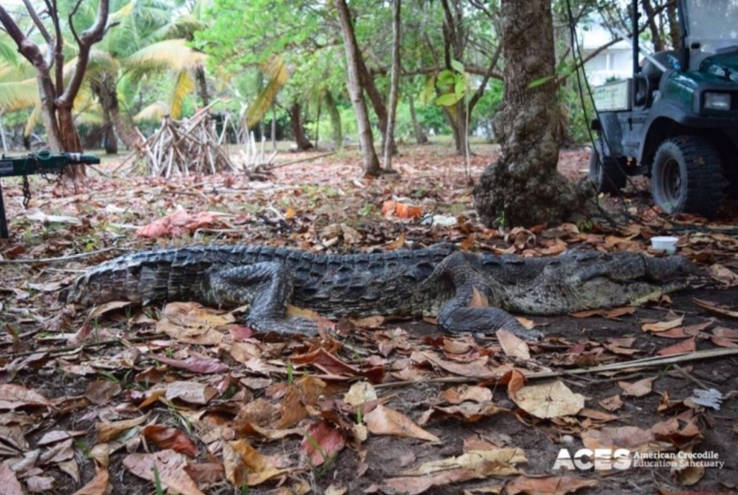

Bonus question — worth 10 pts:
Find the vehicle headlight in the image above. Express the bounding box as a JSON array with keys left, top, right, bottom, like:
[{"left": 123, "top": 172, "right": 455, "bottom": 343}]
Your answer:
[{"left": 704, "top": 92, "right": 731, "bottom": 110}]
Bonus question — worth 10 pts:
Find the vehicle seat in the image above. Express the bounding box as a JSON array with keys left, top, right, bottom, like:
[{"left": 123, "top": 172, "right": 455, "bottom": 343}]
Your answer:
[
  {"left": 635, "top": 50, "right": 680, "bottom": 107},
  {"left": 641, "top": 50, "right": 680, "bottom": 79}
]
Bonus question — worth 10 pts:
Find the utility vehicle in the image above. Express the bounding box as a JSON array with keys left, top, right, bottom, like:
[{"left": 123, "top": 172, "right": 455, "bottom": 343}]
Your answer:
[{"left": 589, "top": 0, "right": 738, "bottom": 217}]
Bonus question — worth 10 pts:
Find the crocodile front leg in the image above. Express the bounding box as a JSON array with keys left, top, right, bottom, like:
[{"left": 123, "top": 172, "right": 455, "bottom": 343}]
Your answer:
[
  {"left": 203, "top": 262, "right": 318, "bottom": 336},
  {"left": 424, "top": 253, "right": 544, "bottom": 341}
]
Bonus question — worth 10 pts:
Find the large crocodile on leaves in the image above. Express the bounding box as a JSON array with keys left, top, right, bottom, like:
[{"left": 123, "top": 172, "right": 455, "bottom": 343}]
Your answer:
[{"left": 64, "top": 243, "right": 695, "bottom": 341}]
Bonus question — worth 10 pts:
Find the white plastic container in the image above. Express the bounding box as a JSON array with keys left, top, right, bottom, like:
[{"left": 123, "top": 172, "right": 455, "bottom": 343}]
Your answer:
[{"left": 650, "top": 236, "right": 679, "bottom": 254}]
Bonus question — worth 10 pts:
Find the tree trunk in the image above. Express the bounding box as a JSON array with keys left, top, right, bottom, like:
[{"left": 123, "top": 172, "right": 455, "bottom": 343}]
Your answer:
[
  {"left": 325, "top": 90, "right": 343, "bottom": 149},
  {"left": 57, "top": 104, "right": 86, "bottom": 179},
  {"left": 289, "top": 102, "right": 314, "bottom": 150},
  {"left": 102, "top": 111, "right": 117, "bottom": 154},
  {"left": 95, "top": 77, "right": 142, "bottom": 150},
  {"left": 408, "top": 93, "right": 428, "bottom": 145},
  {"left": 383, "top": 0, "right": 402, "bottom": 172},
  {"left": 641, "top": 0, "right": 664, "bottom": 52},
  {"left": 195, "top": 65, "right": 209, "bottom": 107},
  {"left": 335, "top": 0, "right": 381, "bottom": 176},
  {"left": 667, "top": 2, "right": 681, "bottom": 49},
  {"left": 314, "top": 102, "right": 321, "bottom": 149},
  {"left": 473, "top": 0, "right": 588, "bottom": 228}
]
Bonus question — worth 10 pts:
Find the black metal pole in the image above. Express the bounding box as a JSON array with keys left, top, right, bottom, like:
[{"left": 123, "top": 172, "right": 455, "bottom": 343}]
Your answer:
[
  {"left": 633, "top": 0, "right": 640, "bottom": 75},
  {"left": 0, "top": 179, "right": 8, "bottom": 239}
]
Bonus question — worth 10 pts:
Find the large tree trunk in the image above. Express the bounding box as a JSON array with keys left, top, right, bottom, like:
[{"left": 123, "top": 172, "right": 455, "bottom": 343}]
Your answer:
[
  {"left": 335, "top": 0, "right": 381, "bottom": 176},
  {"left": 473, "top": 0, "right": 587, "bottom": 228},
  {"left": 288, "top": 102, "right": 314, "bottom": 150},
  {"left": 666, "top": 2, "right": 681, "bottom": 49},
  {"left": 57, "top": 104, "right": 86, "bottom": 179},
  {"left": 408, "top": 93, "right": 428, "bottom": 145},
  {"left": 94, "top": 77, "right": 142, "bottom": 151},
  {"left": 383, "top": 0, "right": 402, "bottom": 172}
]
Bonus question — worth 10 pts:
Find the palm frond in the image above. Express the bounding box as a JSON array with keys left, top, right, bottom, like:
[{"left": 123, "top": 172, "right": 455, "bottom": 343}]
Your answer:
[
  {"left": 0, "top": 80, "right": 39, "bottom": 112},
  {"left": 24, "top": 105, "right": 42, "bottom": 137},
  {"left": 169, "top": 69, "right": 195, "bottom": 119},
  {"left": 125, "top": 39, "right": 206, "bottom": 73},
  {"left": 133, "top": 100, "right": 168, "bottom": 122},
  {"left": 246, "top": 58, "right": 289, "bottom": 128},
  {"left": 0, "top": 34, "right": 19, "bottom": 66}
]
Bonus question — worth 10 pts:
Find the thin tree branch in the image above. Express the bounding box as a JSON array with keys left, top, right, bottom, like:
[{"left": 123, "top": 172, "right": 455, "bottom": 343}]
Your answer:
[
  {"left": 58, "top": 0, "right": 110, "bottom": 107},
  {"left": 21, "top": 0, "right": 52, "bottom": 43},
  {"left": 46, "top": 0, "right": 65, "bottom": 94},
  {"left": 68, "top": 0, "right": 83, "bottom": 46},
  {"left": 469, "top": 42, "right": 502, "bottom": 111}
]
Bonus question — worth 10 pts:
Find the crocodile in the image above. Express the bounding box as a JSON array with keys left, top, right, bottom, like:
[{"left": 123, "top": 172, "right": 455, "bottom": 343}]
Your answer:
[{"left": 63, "top": 244, "right": 695, "bottom": 341}]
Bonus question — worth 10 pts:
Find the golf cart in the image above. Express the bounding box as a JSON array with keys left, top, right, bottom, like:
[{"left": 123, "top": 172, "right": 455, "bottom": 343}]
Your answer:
[{"left": 589, "top": 0, "right": 738, "bottom": 217}]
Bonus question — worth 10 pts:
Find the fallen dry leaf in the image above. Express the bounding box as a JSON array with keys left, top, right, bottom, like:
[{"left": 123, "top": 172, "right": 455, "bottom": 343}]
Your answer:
[
  {"left": 510, "top": 381, "right": 584, "bottom": 419},
  {"left": 344, "top": 381, "right": 378, "bottom": 407},
  {"left": 657, "top": 337, "right": 696, "bottom": 356},
  {"left": 497, "top": 329, "right": 530, "bottom": 360},
  {"left": 618, "top": 376, "right": 657, "bottom": 397},
  {"left": 440, "top": 385, "right": 492, "bottom": 405},
  {"left": 123, "top": 450, "right": 205, "bottom": 495},
  {"left": 154, "top": 353, "right": 229, "bottom": 374},
  {"left": 0, "top": 383, "right": 50, "bottom": 409},
  {"left": 0, "top": 463, "right": 24, "bottom": 495},
  {"left": 71, "top": 469, "right": 109, "bottom": 495},
  {"left": 641, "top": 315, "right": 684, "bottom": 333},
  {"left": 693, "top": 298, "right": 738, "bottom": 319},
  {"left": 222, "top": 439, "right": 288, "bottom": 487},
  {"left": 384, "top": 448, "right": 525, "bottom": 495},
  {"left": 142, "top": 425, "right": 198, "bottom": 457},
  {"left": 598, "top": 395, "right": 623, "bottom": 412},
  {"left": 301, "top": 421, "right": 346, "bottom": 467},
  {"left": 165, "top": 381, "right": 218, "bottom": 404},
  {"left": 85, "top": 380, "right": 122, "bottom": 405},
  {"left": 97, "top": 414, "right": 149, "bottom": 443},
  {"left": 582, "top": 426, "right": 656, "bottom": 452},
  {"left": 364, "top": 404, "right": 440, "bottom": 442},
  {"left": 506, "top": 475, "right": 598, "bottom": 495}
]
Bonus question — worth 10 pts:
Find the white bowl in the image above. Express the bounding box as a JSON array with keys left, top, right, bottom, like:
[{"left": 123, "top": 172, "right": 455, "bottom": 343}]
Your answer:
[{"left": 651, "top": 236, "right": 679, "bottom": 254}]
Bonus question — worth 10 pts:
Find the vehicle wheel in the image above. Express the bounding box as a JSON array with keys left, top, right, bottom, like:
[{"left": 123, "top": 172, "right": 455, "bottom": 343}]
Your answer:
[
  {"left": 651, "top": 136, "right": 725, "bottom": 217},
  {"left": 588, "top": 145, "right": 627, "bottom": 194}
]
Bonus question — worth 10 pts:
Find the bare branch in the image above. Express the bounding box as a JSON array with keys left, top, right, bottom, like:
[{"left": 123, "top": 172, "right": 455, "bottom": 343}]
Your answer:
[
  {"left": 68, "top": 0, "right": 83, "bottom": 46},
  {"left": 21, "top": 0, "right": 52, "bottom": 43},
  {"left": 469, "top": 42, "right": 502, "bottom": 111},
  {"left": 58, "top": 0, "right": 110, "bottom": 107},
  {"left": 47, "top": 0, "right": 65, "bottom": 94},
  {"left": 0, "top": 4, "right": 47, "bottom": 69}
]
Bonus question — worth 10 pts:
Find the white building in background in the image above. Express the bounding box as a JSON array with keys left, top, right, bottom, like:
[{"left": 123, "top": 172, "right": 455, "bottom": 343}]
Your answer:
[{"left": 581, "top": 25, "right": 639, "bottom": 85}]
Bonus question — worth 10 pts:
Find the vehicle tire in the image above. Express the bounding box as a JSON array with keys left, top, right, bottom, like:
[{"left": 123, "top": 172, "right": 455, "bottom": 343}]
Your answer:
[
  {"left": 588, "top": 144, "right": 627, "bottom": 194},
  {"left": 651, "top": 136, "right": 725, "bottom": 217}
]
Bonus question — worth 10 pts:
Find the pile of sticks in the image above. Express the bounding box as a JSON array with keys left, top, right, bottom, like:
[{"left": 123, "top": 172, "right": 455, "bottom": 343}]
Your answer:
[{"left": 118, "top": 109, "right": 238, "bottom": 177}]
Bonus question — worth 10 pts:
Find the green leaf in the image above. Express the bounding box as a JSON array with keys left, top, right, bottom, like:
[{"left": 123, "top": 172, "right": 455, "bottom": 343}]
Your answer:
[
  {"left": 528, "top": 75, "right": 554, "bottom": 89},
  {"left": 437, "top": 69, "right": 456, "bottom": 86},
  {"left": 454, "top": 79, "right": 466, "bottom": 97},
  {"left": 435, "top": 93, "right": 463, "bottom": 106},
  {"left": 450, "top": 59, "right": 465, "bottom": 74},
  {"left": 420, "top": 75, "right": 437, "bottom": 104}
]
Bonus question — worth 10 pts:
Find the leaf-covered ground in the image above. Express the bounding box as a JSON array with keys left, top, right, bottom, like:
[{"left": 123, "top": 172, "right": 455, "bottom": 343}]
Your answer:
[{"left": 1, "top": 142, "right": 737, "bottom": 495}]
